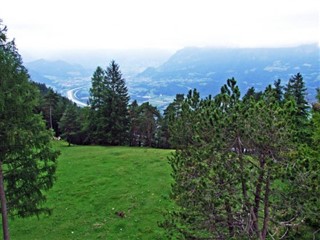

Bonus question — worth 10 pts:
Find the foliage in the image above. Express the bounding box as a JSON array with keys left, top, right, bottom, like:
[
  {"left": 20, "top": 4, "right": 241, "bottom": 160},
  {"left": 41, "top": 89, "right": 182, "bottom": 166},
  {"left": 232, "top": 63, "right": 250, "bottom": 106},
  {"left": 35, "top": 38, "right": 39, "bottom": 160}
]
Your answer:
[
  {"left": 284, "top": 72, "right": 311, "bottom": 144},
  {"left": 58, "top": 104, "right": 82, "bottom": 145},
  {"left": 161, "top": 77, "right": 320, "bottom": 239},
  {"left": 0, "top": 20, "right": 59, "bottom": 239},
  {"left": 129, "top": 101, "right": 161, "bottom": 147},
  {"left": 29, "top": 81, "right": 76, "bottom": 137},
  {"left": 161, "top": 94, "right": 185, "bottom": 148},
  {"left": 88, "top": 61, "right": 130, "bottom": 145}
]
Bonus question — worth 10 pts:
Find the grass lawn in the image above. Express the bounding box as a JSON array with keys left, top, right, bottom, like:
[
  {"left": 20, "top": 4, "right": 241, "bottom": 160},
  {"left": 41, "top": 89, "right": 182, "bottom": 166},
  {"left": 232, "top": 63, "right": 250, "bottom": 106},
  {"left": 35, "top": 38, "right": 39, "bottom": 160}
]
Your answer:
[{"left": 6, "top": 141, "right": 174, "bottom": 239}]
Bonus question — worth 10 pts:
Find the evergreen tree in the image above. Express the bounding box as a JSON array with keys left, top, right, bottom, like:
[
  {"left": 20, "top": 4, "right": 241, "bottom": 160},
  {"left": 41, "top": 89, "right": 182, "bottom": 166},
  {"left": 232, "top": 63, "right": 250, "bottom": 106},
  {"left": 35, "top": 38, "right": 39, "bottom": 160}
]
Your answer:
[
  {"left": 88, "top": 66, "right": 106, "bottom": 144},
  {"left": 161, "top": 94, "right": 184, "bottom": 148},
  {"left": 137, "top": 102, "right": 161, "bottom": 147},
  {"left": 285, "top": 73, "right": 309, "bottom": 116},
  {"left": 161, "top": 78, "right": 318, "bottom": 239},
  {"left": 128, "top": 100, "right": 141, "bottom": 146},
  {"left": 105, "top": 61, "right": 130, "bottom": 145},
  {"left": 284, "top": 73, "right": 310, "bottom": 143},
  {"left": 166, "top": 90, "right": 201, "bottom": 149},
  {"left": 59, "top": 104, "right": 81, "bottom": 146},
  {"left": 89, "top": 66, "right": 105, "bottom": 111},
  {"left": 88, "top": 61, "right": 129, "bottom": 145},
  {"left": 128, "top": 101, "right": 161, "bottom": 147},
  {"left": 0, "top": 20, "right": 59, "bottom": 240},
  {"left": 43, "top": 89, "right": 59, "bottom": 130},
  {"left": 273, "top": 79, "right": 284, "bottom": 102}
]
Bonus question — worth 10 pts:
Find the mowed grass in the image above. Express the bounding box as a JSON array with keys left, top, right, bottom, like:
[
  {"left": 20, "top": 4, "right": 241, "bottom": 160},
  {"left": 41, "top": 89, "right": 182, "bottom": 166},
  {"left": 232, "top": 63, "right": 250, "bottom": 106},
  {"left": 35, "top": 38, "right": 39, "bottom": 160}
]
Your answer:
[{"left": 7, "top": 142, "right": 174, "bottom": 239}]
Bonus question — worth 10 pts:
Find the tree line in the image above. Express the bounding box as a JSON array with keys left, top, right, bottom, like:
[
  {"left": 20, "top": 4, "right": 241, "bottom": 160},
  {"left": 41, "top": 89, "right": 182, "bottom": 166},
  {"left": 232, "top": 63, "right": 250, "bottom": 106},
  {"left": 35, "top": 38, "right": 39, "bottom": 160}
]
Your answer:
[
  {"left": 54, "top": 58, "right": 320, "bottom": 238},
  {"left": 34, "top": 58, "right": 320, "bottom": 239}
]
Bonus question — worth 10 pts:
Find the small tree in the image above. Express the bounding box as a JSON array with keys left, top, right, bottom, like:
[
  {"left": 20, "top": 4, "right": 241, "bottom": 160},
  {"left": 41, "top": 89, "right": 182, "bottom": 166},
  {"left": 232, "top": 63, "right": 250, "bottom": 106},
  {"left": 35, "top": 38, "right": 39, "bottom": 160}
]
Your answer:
[
  {"left": 59, "top": 104, "right": 81, "bottom": 146},
  {"left": 285, "top": 73, "right": 310, "bottom": 143},
  {"left": 43, "top": 88, "right": 59, "bottom": 130},
  {"left": 128, "top": 100, "right": 140, "bottom": 146}
]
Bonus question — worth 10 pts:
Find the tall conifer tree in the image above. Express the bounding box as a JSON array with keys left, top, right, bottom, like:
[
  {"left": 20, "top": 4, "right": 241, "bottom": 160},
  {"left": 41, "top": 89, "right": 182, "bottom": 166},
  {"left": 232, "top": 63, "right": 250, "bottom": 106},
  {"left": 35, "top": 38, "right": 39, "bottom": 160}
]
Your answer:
[
  {"left": 0, "top": 20, "right": 59, "bottom": 240},
  {"left": 89, "top": 61, "right": 129, "bottom": 145},
  {"left": 285, "top": 73, "right": 310, "bottom": 143},
  {"left": 105, "top": 60, "right": 130, "bottom": 145}
]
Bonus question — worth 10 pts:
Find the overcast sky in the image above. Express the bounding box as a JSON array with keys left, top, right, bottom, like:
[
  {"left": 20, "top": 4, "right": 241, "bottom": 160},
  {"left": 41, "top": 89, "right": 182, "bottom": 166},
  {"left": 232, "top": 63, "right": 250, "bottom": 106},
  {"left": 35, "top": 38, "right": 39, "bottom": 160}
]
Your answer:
[{"left": 1, "top": 0, "right": 319, "bottom": 54}]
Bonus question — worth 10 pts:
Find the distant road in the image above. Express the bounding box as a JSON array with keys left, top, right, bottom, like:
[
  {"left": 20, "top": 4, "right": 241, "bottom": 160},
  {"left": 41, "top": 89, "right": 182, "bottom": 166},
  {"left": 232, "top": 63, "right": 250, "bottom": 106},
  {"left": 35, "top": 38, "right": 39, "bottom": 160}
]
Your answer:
[{"left": 66, "top": 87, "right": 88, "bottom": 107}]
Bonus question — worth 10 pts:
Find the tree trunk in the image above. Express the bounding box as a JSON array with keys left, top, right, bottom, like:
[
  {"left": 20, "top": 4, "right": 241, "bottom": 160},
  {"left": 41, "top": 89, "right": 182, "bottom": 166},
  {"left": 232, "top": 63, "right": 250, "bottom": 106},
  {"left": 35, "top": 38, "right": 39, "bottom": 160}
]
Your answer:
[
  {"left": 261, "top": 170, "right": 270, "bottom": 240},
  {"left": 0, "top": 161, "right": 10, "bottom": 240},
  {"left": 237, "top": 137, "right": 249, "bottom": 208},
  {"left": 49, "top": 105, "right": 53, "bottom": 130},
  {"left": 253, "top": 157, "right": 266, "bottom": 239},
  {"left": 225, "top": 199, "right": 234, "bottom": 237}
]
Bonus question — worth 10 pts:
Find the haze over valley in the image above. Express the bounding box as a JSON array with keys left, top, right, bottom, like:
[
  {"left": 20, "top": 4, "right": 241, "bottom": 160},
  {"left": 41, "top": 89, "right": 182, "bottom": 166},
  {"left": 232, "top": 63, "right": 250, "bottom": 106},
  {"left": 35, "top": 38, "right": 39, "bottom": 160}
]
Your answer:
[{"left": 25, "top": 44, "right": 320, "bottom": 109}]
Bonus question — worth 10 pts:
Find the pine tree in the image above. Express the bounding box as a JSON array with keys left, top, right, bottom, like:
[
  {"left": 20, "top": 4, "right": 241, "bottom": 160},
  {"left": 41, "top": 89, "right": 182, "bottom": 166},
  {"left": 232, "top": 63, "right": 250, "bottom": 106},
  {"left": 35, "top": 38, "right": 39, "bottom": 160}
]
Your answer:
[
  {"left": 161, "top": 79, "right": 317, "bottom": 239},
  {"left": 137, "top": 102, "right": 161, "bottom": 147},
  {"left": 104, "top": 60, "right": 130, "bottom": 145},
  {"left": 0, "top": 20, "right": 59, "bottom": 240},
  {"left": 285, "top": 73, "right": 309, "bottom": 116},
  {"left": 285, "top": 73, "right": 310, "bottom": 143},
  {"left": 88, "top": 66, "right": 106, "bottom": 144},
  {"left": 43, "top": 89, "right": 59, "bottom": 130},
  {"left": 128, "top": 100, "right": 140, "bottom": 146},
  {"left": 273, "top": 79, "right": 284, "bottom": 102},
  {"left": 59, "top": 104, "right": 81, "bottom": 146},
  {"left": 88, "top": 61, "right": 129, "bottom": 145},
  {"left": 160, "top": 94, "right": 185, "bottom": 148}
]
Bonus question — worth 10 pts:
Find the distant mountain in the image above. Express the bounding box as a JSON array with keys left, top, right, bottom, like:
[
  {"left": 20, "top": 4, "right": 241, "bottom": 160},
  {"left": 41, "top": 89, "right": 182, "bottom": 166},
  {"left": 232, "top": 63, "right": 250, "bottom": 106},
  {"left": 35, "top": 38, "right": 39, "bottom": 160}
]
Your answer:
[
  {"left": 137, "top": 44, "right": 320, "bottom": 100},
  {"left": 26, "top": 59, "right": 90, "bottom": 79},
  {"left": 32, "top": 49, "right": 173, "bottom": 78},
  {"left": 27, "top": 69, "right": 56, "bottom": 87},
  {"left": 23, "top": 46, "right": 320, "bottom": 109},
  {"left": 24, "top": 50, "right": 172, "bottom": 96},
  {"left": 25, "top": 59, "right": 92, "bottom": 92}
]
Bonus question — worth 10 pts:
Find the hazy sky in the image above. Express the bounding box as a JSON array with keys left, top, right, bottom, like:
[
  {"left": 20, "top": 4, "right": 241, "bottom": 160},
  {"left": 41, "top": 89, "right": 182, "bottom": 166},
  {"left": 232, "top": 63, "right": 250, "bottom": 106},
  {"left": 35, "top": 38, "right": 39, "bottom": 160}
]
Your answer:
[{"left": 1, "top": 0, "right": 319, "bottom": 53}]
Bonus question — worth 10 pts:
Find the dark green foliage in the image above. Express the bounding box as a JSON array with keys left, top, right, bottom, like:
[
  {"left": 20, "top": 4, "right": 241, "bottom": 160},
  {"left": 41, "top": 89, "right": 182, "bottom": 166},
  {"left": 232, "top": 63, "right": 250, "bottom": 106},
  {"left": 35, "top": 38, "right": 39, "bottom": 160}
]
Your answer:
[
  {"left": 105, "top": 61, "right": 130, "bottom": 145},
  {"left": 285, "top": 73, "right": 309, "bottom": 116},
  {"left": 29, "top": 81, "right": 76, "bottom": 137},
  {"left": 0, "top": 20, "right": 59, "bottom": 239},
  {"left": 284, "top": 73, "right": 311, "bottom": 144},
  {"left": 273, "top": 79, "right": 284, "bottom": 102},
  {"left": 166, "top": 90, "right": 201, "bottom": 149},
  {"left": 128, "top": 101, "right": 161, "bottom": 147},
  {"left": 39, "top": 88, "right": 74, "bottom": 137},
  {"left": 128, "top": 100, "right": 140, "bottom": 146},
  {"left": 43, "top": 89, "right": 59, "bottom": 130},
  {"left": 161, "top": 94, "right": 185, "bottom": 148},
  {"left": 161, "top": 77, "right": 320, "bottom": 239},
  {"left": 89, "top": 61, "right": 130, "bottom": 145},
  {"left": 59, "top": 104, "right": 82, "bottom": 145}
]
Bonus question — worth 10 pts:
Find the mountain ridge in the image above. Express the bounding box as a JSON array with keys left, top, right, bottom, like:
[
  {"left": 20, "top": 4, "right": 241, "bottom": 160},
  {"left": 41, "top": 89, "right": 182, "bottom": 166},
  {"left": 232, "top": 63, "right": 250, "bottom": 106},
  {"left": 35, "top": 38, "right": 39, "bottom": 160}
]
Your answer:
[
  {"left": 23, "top": 45, "right": 320, "bottom": 108},
  {"left": 136, "top": 44, "right": 319, "bottom": 101}
]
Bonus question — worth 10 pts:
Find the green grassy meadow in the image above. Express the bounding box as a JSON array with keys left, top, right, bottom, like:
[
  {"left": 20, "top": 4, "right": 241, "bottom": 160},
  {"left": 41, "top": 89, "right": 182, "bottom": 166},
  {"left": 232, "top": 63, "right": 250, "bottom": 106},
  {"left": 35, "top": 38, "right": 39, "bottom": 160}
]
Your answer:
[{"left": 7, "top": 142, "right": 174, "bottom": 239}]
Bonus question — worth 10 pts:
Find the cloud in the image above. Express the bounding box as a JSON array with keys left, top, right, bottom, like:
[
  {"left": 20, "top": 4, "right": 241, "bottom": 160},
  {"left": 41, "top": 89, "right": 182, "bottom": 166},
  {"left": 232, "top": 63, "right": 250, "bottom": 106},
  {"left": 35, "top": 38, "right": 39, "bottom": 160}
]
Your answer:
[{"left": 0, "top": 0, "right": 318, "bottom": 52}]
